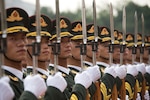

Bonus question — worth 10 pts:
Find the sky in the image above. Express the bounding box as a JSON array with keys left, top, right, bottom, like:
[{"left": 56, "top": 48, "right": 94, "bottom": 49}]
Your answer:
[
  {"left": 22, "top": 0, "right": 150, "bottom": 12},
  {"left": 4, "top": 0, "right": 150, "bottom": 16}
]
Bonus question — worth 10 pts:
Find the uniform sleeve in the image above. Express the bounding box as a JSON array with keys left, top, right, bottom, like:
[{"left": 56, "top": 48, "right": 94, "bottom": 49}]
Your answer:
[
  {"left": 144, "top": 73, "right": 150, "bottom": 93},
  {"left": 19, "top": 91, "right": 37, "bottom": 100},
  {"left": 44, "top": 86, "right": 66, "bottom": 100},
  {"left": 100, "top": 73, "right": 115, "bottom": 100},
  {"left": 70, "top": 84, "right": 87, "bottom": 100},
  {"left": 88, "top": 82, "right": 97, "bottom": 99},
  {"left": 125, "top": 74, "right": 136, "bottom": 99},
  {"left": 115, "top": 76, "right": 122, "bottom": 91},
  {"left": 136, "top": 72, "right": 144, "bottom": 94}
]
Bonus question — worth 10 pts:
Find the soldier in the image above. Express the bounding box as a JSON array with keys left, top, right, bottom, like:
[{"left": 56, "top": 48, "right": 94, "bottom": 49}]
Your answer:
[
  {"left": 124, "top": 33, "right": 135, "bottom": 64},
  {"left": 0, "top": 7, "right": 29, "bottom": 99},
  {"left": 133, "top": 33, "right": 146, "bottom": 99},
  {"left": 49, "top": 17, "right": 92, "bottom": 100},
  {"left": 96, "top": 27, "right": 112, "bottom": 71},
  {"left": 83, "top": 24, "right": 101, "bottom": 67},
  {"left": 113, "top": 30, "right": 121, "bottom": 64},
  {"left": 96, "top": 27, "right": 115, "bottom": 74},
  {"left": 0, "top": 7, "right": 46, "bottom": 100},
  {"left": 117, "top": 31, "right": 129, "bottom": 65},
  {"left": 67, "top": 21, "right": 84, "bottom": 72},
  {"left": 135, "top": 33, "right": 142, "bottom": 63},
  {"left": 25, "top": 14, "right": 52, "bottom": 81},
  {"left": 20, "top": 14, "right": 70, "bottom": 100},
  {"left": 142, "top": 36, "right": 150, "bottom": 99},
  {"left": 124, "top": 33, "right": 139, "bottom": 99},
  {"left": 97, "top": 26, "right": 127, "bottom": 99},
  {"left": 68, "top": 21, "right": 101, "bottom": 99}
]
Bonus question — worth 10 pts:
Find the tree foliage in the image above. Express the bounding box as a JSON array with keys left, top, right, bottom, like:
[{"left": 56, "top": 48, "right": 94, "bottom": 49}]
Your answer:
[{"left": 41, "top": 1, "right": 150, "bottom": 35}]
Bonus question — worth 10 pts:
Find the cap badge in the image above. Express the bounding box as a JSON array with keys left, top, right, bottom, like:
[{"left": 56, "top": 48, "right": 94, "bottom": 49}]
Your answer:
[
  {"left": 126, "top": 34, "right": 133, "bottom": 41},
  {"left": 100, "top": 28, "right": 109, "bottom": 35},
  {"left": 72, "top": 23, "right": 82, "bottom": 32},
  {"left": 7, "top": 10, "right": 23, "bottom": 22},
  {"left": 32, "top": 17, "right": 47, "bottom": 27},
  {"left": 60, "top": 19, "right": 68, "bottom": 28},
  {"left": 87, "top": 25, "right": 94, "bottom": 33}
]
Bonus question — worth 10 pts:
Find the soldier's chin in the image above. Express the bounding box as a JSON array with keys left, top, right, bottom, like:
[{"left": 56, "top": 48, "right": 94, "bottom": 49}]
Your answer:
[{"left": 68, "top": 54, "right": 72, "bottom": 57}]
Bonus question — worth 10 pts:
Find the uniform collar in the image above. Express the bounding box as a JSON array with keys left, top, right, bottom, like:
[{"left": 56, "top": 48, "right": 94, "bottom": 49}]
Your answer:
[
  {"left": 49, "top": 63, "right": 70, "bottom": 75},
  {"left": 26, "top": 66, "right": 49, "bottom": 76},
  {"left": 68, "top": 65, "right": 82, "bottom": 72},
  {"left": 83, "top": 61, "right": 93, "bottom": 67},
  {"left": 37, "top": 68, "right": 49, "bottom": 76},
  {"left": 96, "top": 61, "right": 110, "bottom": 68},
  {"left": 57, "top": 65, "right": 70, "bottom": 75},
  {"left": 2, "top": 65, "right": 23, "bottom": 80}
]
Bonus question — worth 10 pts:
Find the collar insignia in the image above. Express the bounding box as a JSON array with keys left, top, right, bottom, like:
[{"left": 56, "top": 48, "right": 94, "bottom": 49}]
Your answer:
[{"left": 9, "top": 75, "right": 19, "bottom": 81}]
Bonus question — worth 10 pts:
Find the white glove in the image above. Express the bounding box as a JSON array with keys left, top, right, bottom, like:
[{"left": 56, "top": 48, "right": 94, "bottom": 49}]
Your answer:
[
  {"left": 126, "top": 95, "right": 129, "bottom": 100},
  {"left": 24, "top": 75, "right": 47, "bottom": 98},
  {"left": 144, "top": 90, "right": 150, "bottom": 100},
  {"left": 0, "top": 76, "right": 14, "bottom": 100},
  {"left": 136, "top": 93, "right": 141, "bottom": 100},
  {"left": 146, "top": 66, "right": 150, "bottom": 74},
  {"left": 104, "top": 67, "right": 116, "bottom": 78},
  {"left": 47, "top": 72, "right": 67, "bottom": 92},
  {"left": 85, "top": 65, "right": 101, "bottom": 82},
  {"left": 115, "top": 66, "right": 126, "bottom": 79},
  {"left": 127, "top": 64, "right": 138, "bottom": 76},
  {"left": 75, "top": 71, "right": 92, "bottom": 89},
  {"left": 136, "top": 63, "right": 146, "bottom": 75}
]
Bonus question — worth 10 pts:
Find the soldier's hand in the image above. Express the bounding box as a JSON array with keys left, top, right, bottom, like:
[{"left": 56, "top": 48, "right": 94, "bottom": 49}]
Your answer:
[
  {"left": 126, "top": 64, "right": 138, "bottom": 76},
  {"left": 46, "top": 72, "right": 67, "bottom": 92},
  {"left": 144, "top": 90, "right": 150, "bottom": 100},
  {"left": 104, "top": 67, "right": 116, "bottom": 78},
  {"left": 115, "top": 65, "right": 126, "bottom": 79},
  {"left": 136, "top": 93, "right": 141, "bottom": 100},
  {"left": 75, "top": 71, "right": 92, "bottom": 89},
  {"left": 0, "top": 76, "right": 14, "bottom": 100},
  {"left": 136, "top": 63, "right": 146, "bottom": 75},
  {"left": 85, "top": 65, "right": 101, "bottom": 82},
  {"left": 146, "top": 65, "right": 150, "bottom": 74},
  {"left": 24, "top": 74, "right": 47, "bottom": 98}
]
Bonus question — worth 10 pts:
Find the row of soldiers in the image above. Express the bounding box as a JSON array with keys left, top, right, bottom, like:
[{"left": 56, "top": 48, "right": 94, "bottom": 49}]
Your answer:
[{"left": 0, "top": 7, "right": 150, "bottom": 100}]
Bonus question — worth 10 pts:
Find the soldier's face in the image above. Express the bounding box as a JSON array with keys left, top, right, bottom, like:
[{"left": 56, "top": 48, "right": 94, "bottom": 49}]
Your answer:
[
  {"left": 143, "top": 47, "right": 149, "bottom": 61},
  {"left": 123, "top": 47, "right": 129, "bottom": 60},
  {"left": 113, "top": 45, "right": 120, "bottom": 61},
  {"left": 136, "top": 47, "right": 140, "bottom": 59},
  {"left": 6, "top": 32, "right": 27, "bottom": 62},
  {"left": 71, "top": 40, "right": 82, "bottom": 60},
  {"left": 99, "top": 42, "right": 109, "bottom": 59},
  {"left": 59, "top": 37, "right": 72, "bottom": 58},
  {"left": 86, "top": 42, "right": 92, "bottom": 58},
  {"left": 125, "top": 47, "right": 132, "bottom": 61},
  {"left": 96, "top": 42, "right": 101, "bottom": 59},
  {"left": 38, "top": 37, "right": 51, "bottom": 61},
  {"left": 27, "top": 37, "right": 51, "bottom": 62},
  {"left": 86, "top": 41, "right": 100, "bottom": 59}
]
